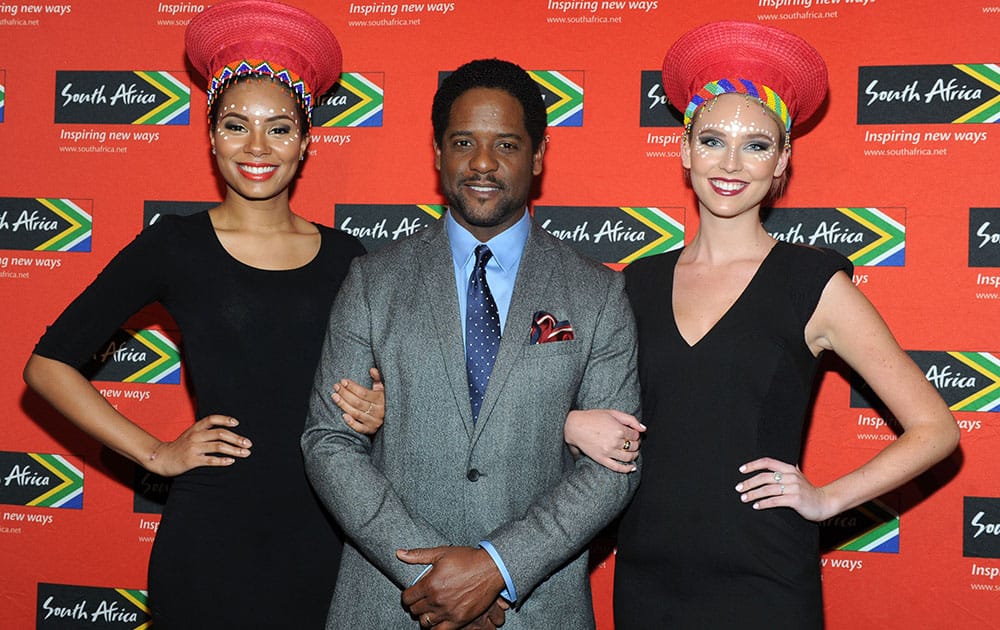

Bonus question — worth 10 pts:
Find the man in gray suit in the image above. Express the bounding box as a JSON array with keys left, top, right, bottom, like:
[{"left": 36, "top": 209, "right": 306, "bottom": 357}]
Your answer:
[{"left": 302, "top": 58, "right": 640, "bottom": 629}]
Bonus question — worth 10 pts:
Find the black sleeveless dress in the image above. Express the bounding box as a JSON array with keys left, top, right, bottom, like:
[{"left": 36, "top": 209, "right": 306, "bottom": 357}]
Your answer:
[
  {"left": 614, "top": 242, "right": 851, "bottom": 630},
  {"left": 35, "top": 212, "right": 365, "bottom": 628}
]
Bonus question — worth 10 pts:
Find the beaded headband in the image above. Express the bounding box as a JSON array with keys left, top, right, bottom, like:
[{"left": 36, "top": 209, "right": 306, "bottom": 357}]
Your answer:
[
  {"left": 208, "top": 59, "right": 312, "bottom": 117},
  {"left": 685, "top": 78, "right": 791, "bottom": 133},
  {"left": 662, "top": 21, "right": 828, "bottom": 136}
]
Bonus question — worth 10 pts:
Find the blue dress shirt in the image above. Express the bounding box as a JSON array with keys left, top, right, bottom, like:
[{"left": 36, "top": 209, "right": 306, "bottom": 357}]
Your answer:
[{"left": 446, "top": 208, "right": 530, "bottom": 340}]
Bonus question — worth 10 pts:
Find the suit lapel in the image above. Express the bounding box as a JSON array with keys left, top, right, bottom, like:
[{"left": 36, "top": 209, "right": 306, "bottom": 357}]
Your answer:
[
  {"left": 419, "top": 221, "right": 476, "bottom": 438},
  {"left": 472, "top": 220, "right": 558, "bottom": 441}
]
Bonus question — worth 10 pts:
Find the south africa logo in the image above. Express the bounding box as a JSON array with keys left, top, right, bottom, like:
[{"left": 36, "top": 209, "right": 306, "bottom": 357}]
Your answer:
[
  {"left": 0, "top": 452, "right": 84, "bottom": 510},
  {"left": 0, "top": 198, "right": 92, "bottom": 252},
  {"left": 858, "top": 63, "right": 1000, "bottom": 124},
  {"left": 529, "top": 70, "right": 584, "bottom": 127},
  {"left": 37, "top": 584, "right": 150, "bottom": 628},
  {"left": 335, "top": 204, "right": 443, "bottom": 252},
  {"left": 852, "top": 351, "right": 1000, "bottom": 412},
  {"left": 820, "top": 497, "right": 900, "bottom": 554},
  {"left": 765, "top": 207, "right": 905, "bottom": 266},
  {"left": 536, "top": 206, "right": 684, "bottom": 266},
  {"left": 55, "top": 70, "right": 190, "bottom": 125},
  {"left": 82, "top": 328, "right": 181, "bottom": 384},
  {"left": 313, "top": 72, "right": 384, "bottom": 127}
]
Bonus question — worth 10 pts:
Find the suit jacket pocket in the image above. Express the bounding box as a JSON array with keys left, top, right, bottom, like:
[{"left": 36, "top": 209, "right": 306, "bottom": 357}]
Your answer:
[{"left": 521, "top": 338, "right": 583, "bottom": 359}]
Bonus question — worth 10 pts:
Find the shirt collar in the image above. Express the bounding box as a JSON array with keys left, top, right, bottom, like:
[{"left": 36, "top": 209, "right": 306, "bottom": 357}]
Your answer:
[{"left": 445, "top": 209, "right": 531, "bottom": 271}]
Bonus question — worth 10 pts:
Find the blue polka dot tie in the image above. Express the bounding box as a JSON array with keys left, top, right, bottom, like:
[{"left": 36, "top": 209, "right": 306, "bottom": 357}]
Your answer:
[{"left": 466, "top": 244, "right": 501, "bottom": 424}]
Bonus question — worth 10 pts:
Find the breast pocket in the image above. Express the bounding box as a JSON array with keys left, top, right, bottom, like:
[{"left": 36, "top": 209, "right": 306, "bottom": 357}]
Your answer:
[{"left": 521, "top": 338, "right": 583, "bottom": 360}]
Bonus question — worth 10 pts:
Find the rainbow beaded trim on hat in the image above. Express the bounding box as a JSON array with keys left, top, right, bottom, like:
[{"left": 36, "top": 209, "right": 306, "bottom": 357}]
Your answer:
[
  {"left": 684, "top": 78, "right": 790, "bottom": 132},
  {"left": 208, "top": 59, "right": 313, "bottom": 116}
]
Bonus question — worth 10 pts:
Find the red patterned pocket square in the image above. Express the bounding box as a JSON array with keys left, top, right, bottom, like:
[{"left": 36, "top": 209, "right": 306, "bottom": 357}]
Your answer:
[{"left": 530, "top": 310, "right": 575, "bottom": 344}]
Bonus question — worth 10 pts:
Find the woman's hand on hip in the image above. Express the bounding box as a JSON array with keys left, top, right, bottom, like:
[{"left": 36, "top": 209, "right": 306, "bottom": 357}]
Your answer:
[
  {"left": 147, "top": 415, "right": 251, "bottom": 477},
  {"left": 736, "top": 457, "right": 836, "bottom": 522}
]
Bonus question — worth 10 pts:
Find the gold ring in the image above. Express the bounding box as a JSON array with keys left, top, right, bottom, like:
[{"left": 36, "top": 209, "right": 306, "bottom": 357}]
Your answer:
[
  {"left": 424, "top": 614, "right": 432, "bottom": 627},
  {"left": 623, "top": 439, "right": 631, "bottom": 451},
  {"left": 366, "top": 401, "right": 374, "bottom": 415},
  {"left": 773, "top": 471, "right": 783, "bottom": 483}
]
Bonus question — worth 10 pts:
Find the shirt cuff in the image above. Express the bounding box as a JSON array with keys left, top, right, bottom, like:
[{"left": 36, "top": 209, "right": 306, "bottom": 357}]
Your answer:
[
  {"left": 478, "top": 540, "right": 517, "bottom": 603},
  {"left": 410, "top": 564, "right": 432, "bottom": 586}
]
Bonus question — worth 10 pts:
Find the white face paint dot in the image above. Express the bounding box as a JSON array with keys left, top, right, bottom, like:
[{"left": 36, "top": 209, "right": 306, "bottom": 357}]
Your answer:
[{"left": 695, "top": 97, "right": 779, "bottom": 163}]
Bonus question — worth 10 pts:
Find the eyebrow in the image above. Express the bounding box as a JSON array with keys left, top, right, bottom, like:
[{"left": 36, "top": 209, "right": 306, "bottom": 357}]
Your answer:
[
  {"left": 697, "top": 127, "right": 775, "bottom": 139},
  {"left": 447, "top": 130, "right": 524, "bottom": 140},
  {"left": 220, "top": 112, "right": 297, "bottom": 122}
]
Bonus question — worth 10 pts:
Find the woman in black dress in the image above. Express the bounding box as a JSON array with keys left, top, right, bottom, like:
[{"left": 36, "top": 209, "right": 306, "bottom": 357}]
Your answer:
[
  {"left": 569, "top": 21, "right": 959, "bottom": 628},
  {"left": 23, "top": 1, "right": 382, "bottom": 626}
]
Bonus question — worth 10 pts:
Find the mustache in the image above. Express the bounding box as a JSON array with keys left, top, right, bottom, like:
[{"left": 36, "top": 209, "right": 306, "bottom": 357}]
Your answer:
[{"left": 460, "top": 176, "right": 505, "bottom": 189}]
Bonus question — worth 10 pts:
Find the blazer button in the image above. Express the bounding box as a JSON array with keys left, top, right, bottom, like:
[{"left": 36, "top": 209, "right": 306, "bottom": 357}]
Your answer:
[{"left": 466, "top": 468, "right": 480, "bottom": 482}]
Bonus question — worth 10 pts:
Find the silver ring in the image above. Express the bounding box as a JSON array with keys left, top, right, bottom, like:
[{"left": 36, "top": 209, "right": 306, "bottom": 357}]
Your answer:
[
  {"left": 623, "top": 439, "right": 631, "bottom": 452},
  {"left": 780, "top": 484, "right": 785, "bottom": 495},
  {"left": 773, "top": 471, "right": 783, "bottom": 483}
]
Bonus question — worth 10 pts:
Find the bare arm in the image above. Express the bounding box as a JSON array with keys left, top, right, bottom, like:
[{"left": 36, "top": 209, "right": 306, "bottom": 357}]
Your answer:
[
  {"left": 24, "top": 354, "right": 251, "bottom": 477},
  {"left": 738, "top": 272, "right": 960, "bottom": 520}
]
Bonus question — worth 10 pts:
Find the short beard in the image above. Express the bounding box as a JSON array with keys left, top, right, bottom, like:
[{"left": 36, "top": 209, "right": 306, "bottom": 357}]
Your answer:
[{"left": 445, "top": 180, "right": 525, "bottom": 229}]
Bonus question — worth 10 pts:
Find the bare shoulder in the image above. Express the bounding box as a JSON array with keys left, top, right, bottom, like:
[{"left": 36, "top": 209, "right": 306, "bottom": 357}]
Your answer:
[{"left": 806, "top": 270, "right": 891, "bottom": 355}]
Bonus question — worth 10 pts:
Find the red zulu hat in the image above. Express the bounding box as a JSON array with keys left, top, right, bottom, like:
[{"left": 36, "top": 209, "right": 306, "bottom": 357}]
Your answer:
[
  {"left": 662, "top": 21, "right": 827, "bottom": 132},
  {"left": 185, "top": 0, "right": 342, "bottom": 116}
]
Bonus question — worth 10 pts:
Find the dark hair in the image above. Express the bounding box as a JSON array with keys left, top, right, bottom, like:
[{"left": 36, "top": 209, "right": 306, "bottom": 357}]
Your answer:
[
  {"left": 432, "top": 58, "right": 547, "bottom": 151},
  {"left": 208, "top": 74, "right": 311, "bottom": 137}
]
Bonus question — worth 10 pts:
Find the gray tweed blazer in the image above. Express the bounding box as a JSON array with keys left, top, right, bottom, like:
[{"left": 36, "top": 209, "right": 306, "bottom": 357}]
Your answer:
[{"left": 302, "top": 216, "right": 640, "bottom": 629}]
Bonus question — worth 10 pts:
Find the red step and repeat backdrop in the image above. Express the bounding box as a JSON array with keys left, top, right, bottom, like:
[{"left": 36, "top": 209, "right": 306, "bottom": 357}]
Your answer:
[{"left": 2, "top": 0, "right": 999, "bottom": 627}]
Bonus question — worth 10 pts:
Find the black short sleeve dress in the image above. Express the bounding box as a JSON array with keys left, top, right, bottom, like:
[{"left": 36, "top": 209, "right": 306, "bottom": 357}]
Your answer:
[
  {"left": 34, "top": 211, "right": 365, "bottom": 628},
  {"left": 614, "top": 242, "right": 852, "bottom": 630}
]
